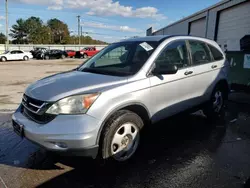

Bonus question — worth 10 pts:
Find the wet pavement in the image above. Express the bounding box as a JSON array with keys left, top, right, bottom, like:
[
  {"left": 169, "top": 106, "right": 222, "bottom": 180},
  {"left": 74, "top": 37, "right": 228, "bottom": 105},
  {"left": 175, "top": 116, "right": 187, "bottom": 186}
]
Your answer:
[{"left": 1, "top": 93, "right": 250, "bottom": 188}]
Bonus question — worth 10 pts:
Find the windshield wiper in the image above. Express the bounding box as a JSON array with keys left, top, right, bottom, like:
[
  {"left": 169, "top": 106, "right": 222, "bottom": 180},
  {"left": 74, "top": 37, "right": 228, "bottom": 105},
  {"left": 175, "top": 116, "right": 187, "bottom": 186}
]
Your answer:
[{"left": 81, "top": 67, "right": 132, "bottom": 76}]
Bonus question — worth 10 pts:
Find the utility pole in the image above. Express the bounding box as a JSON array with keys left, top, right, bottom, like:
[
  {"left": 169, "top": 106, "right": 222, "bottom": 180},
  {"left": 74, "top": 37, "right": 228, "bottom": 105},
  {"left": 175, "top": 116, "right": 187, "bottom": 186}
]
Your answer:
[
  {"left": 5, "top": 0, "right": 9, "bottom": 51},
  {"left": 81, "top": 26, "right": 83, "bottom": 44},
  {"left": 77, "top": 15, "right": 80, "bottom": 45}
]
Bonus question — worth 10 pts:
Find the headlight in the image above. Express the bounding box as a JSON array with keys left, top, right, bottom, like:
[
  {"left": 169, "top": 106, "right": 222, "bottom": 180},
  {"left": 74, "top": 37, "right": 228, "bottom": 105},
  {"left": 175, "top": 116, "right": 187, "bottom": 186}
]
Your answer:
[
  {"left": 80, "top": 52, "right": 84, "bottom": 54},
  {"left": 46, "top": 93, "right": 99, "bottom": 115}
]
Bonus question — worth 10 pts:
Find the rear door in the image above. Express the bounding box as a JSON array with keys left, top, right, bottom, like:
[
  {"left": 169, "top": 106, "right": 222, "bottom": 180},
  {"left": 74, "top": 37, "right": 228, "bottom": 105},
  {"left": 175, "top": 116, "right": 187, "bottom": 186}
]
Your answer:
[
  {"left": 16, "top": 50, "right": 25, "bottom": 60},
  {"left": 187, "top": 40, "right": 222, "bottom": 102},
  {"left": 149, "top": 40, "right": 197, "bottom": 122}
]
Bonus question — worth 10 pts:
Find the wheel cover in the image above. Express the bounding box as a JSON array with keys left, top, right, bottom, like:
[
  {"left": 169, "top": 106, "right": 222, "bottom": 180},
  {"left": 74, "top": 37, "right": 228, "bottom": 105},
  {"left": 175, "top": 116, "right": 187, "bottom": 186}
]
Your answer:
[
  {"left": 213, "top": 91, "right": 223, "bottom": 112},
  {"left": 111, "top": 122, "right": 139, "bottom": 161}
]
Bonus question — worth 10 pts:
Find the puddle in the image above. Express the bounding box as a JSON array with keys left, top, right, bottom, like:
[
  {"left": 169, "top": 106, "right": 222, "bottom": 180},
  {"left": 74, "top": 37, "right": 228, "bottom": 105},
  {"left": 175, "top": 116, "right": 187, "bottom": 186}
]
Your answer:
[{"left": 244, "top": 177, "right": 250, "bottom": 188}]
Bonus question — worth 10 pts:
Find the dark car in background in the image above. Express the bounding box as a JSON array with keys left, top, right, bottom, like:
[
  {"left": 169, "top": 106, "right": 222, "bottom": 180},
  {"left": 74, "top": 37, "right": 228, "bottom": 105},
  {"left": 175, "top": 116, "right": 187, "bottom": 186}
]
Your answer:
[
  {"left": 37, "top": 50, "right": 68, "bottom": 60},
  {"left": 30, "top": 47, "right": 47, "bottom": 59}
]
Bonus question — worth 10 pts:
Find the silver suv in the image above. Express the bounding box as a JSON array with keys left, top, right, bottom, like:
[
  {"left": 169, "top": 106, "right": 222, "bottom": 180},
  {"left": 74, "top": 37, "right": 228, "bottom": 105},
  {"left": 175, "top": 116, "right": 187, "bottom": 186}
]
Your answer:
[{"left": 12, "top": 36, "right": 229, "bottom": 162}]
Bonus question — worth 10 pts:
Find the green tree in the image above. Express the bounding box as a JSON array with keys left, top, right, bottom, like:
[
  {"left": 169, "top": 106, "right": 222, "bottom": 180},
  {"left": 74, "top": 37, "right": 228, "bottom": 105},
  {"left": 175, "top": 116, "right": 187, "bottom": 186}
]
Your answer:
[
  {"left": 47, "top": 18, "right": 70, "bottom": 44},
  {"left": 26, "top": 16, "right": 49, "bottom": 44},
  {"left": 10, "top": 18, "right": 29, "bottom": 44},
  {"left": 39, "top": 26, "right": 52, "bottom": 44},
  {"left": 68, "top": 35, "right": 108, "bottom": 45},
  {"left": 0, "top": 33, "right": 6, "bottom": 44}
]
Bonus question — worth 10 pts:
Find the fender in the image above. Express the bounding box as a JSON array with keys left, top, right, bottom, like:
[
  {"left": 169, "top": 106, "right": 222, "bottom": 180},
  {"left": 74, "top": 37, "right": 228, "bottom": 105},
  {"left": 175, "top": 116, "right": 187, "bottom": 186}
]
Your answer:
[{"left": 95, "top": 102, "right": 151, "bottom": 145}]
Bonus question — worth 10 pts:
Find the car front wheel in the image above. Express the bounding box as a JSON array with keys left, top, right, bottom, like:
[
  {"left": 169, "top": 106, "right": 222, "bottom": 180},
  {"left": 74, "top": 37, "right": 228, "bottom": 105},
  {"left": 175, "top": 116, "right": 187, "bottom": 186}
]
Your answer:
[
  {"left": 101, "top": 110, "right": 143, "bottom": 162},
  {"left": 1, "top": 57, "right": 7, "bottom": 62}
]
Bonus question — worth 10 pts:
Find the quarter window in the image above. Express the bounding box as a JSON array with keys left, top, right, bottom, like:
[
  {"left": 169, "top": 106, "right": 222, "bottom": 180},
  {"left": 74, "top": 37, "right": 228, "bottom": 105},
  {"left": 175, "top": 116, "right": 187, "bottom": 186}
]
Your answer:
[
  {"left": 155, "top": 40, "right": 189, "bottom": 69},
  {"left": 189, "top": 40, "right": 211, "bottom": 65},
  {"left": 208, "top": 44, "right": 224, "bottom": 61}
]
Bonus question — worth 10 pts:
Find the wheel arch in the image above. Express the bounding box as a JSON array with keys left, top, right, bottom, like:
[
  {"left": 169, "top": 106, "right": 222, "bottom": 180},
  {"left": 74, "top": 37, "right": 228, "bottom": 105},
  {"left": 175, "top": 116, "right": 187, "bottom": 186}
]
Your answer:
[
  {"left": 215, "top": 79, "right": 229, "bottom": 99},
  {"left": 1, "top": 56, "right": 7, "bottom": 61},
  {"left": 96, "top": 102, "right": 151, "bottom": 145}
]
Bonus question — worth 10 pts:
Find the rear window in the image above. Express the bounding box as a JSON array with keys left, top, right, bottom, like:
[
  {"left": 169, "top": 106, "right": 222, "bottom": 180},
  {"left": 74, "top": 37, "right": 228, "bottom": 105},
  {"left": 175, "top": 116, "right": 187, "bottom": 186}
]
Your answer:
[{"left": 208, "top": 45, "right": 224, "bottom": 61}]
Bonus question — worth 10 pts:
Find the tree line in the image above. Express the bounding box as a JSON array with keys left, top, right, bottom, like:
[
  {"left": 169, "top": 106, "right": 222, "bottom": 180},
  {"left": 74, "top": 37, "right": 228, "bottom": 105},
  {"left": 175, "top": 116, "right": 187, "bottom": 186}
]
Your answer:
[{"left": 0, "top": 16, "right": 108, "bottom": 45}]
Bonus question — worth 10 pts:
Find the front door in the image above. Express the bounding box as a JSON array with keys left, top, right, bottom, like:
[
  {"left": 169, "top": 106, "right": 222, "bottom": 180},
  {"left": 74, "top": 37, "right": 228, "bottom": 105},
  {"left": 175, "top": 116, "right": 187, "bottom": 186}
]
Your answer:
[
  {"left": 149, "top": 40, "right": 197, "bottom": 122},
  {"left": 10, "top": 51, "right": 19, "bottom": 60}
]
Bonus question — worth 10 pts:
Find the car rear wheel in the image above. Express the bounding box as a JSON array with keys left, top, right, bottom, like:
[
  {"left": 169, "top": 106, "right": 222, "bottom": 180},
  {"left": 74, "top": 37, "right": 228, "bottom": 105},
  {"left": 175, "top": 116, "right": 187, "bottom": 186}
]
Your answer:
[
  {"left": 83, "top": 54, "right": 88, "bottom": 59},
  {"left": 45, "top": 55, "right": 50, "bottom": 60},
  {"left": 1, "top": 57, "right": 7, "bottom": 62},
  {"left": 203, "top": 85, "right": 227, "bottom": 119},
  {"left": 100, "top": 110, "right": 143, "bottom": 162},
  {"left": 23, "top": 56, "right": 29, "bottom": 61}
]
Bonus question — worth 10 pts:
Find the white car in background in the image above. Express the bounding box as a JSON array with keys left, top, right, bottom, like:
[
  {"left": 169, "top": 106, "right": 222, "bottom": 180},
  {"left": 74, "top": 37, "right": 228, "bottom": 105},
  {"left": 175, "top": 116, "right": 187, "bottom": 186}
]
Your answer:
[{"left": 0, "top": 50, "right": 33, "bottom": 62}]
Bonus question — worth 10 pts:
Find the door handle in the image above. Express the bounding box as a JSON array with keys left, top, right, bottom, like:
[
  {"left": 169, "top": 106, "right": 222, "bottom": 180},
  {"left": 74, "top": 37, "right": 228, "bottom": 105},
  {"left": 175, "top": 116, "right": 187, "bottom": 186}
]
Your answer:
[
  {"left": 211, "top": 65, "right": 217, "bottom": 69},
  {"left": 184, "top": 71, "right": 193, "bottom": 75}
]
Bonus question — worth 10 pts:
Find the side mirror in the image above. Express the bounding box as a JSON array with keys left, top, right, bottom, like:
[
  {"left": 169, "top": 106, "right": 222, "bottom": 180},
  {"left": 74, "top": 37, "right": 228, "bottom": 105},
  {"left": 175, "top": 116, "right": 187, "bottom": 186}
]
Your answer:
[{"left": 152, "top": 64, "right": 178, "bottom": 75}]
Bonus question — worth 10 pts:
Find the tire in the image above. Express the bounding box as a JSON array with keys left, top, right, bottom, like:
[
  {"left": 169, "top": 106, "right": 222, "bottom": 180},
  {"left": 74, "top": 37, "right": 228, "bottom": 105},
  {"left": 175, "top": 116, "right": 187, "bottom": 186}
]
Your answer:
[
  {"left": 45, "top": 55, "right": 50, "bottom": 60},
  {"left": 1, "top": 56, "right": 7, "bottom": 62},
  {"left": 83, "top": 54, "right": 88, "bottom": 59},
  {"left": 100, "top": 110, "right": 144, "bottom": 162},
  {"left": 203, "top": 84, "right": 227, "bottom": 119},
  {"left": 23, "top": 56, "right": 29, "bottom": 61}
]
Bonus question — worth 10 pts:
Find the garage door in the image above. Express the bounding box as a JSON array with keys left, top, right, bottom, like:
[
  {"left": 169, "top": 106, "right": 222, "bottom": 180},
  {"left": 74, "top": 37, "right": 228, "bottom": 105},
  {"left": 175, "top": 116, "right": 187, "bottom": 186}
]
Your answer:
[
  {"left": 189, "top": 17, "right": 206, "bottom": 37},
  {"left": 217, "top": 1, "right": 250, "bottom": 51}
]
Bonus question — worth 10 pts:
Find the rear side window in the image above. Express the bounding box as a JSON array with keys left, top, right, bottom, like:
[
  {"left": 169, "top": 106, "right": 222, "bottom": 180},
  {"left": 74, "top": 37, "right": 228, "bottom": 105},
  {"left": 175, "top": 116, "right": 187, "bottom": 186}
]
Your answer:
[
  {"left": 189, "top": 40, "right": 212, "bottom": 65},
  {"left": 208, "top": 45, "right": 224, "bottom": 61}
]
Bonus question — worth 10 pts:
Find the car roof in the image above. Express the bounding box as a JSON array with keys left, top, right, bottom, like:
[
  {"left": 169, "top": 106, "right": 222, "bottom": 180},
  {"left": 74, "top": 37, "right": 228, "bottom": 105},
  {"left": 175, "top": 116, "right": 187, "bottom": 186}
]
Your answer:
[
  {"left": 10, "top": 50, "right": 24, "bottom": 52},
  {"left": 122, "top": 35, "right": 215, "bottom": 43},
  {"left": 123, "top": 36, "right": 170, "bottom": 42}
]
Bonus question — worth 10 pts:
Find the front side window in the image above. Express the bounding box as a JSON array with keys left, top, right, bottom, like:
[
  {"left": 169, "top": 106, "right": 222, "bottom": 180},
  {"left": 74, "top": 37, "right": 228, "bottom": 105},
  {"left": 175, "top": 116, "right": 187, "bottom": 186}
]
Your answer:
[
  {"left": 208, "top": 44, "right": 224, "bottom": 61},
  {"left": 78, "top": 41, "right": 159, "bottom": 76},
  {"left": 154, "top": 40, "right": 189, "bottom": 69},
  {"left": 189, "top": 40, "right": 212, "bottom": 65}
]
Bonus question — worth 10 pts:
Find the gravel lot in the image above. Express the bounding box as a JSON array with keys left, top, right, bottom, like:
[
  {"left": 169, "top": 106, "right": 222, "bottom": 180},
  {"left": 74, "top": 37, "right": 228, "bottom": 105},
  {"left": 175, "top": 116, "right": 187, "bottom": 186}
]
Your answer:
[{"left": 0, "top": 59, "right": 84, "bottom": 111}]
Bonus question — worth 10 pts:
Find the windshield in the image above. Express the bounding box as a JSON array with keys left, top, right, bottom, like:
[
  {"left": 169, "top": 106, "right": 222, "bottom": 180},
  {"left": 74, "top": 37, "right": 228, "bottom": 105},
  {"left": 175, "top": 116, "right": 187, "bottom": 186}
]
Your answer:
[
  {"left": 78, "top": 41, "right": 159, "bottom": 76},
  {"left": 3, "top": 51, "right": 9, "bottom": 54}
]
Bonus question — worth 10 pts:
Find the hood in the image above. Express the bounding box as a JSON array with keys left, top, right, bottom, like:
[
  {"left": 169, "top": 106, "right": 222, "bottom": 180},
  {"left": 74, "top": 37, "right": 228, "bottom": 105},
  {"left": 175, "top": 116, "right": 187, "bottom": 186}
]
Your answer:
[{"left": 25, "top": 71, "right": 128, "bottom": 101}]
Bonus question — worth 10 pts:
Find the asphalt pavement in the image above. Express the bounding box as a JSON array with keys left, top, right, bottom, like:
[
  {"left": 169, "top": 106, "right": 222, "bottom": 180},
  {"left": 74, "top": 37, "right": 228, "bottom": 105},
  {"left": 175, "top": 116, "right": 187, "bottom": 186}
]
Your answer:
[{"left": 1, "top": 93, "right": 250, "bottom": 188}]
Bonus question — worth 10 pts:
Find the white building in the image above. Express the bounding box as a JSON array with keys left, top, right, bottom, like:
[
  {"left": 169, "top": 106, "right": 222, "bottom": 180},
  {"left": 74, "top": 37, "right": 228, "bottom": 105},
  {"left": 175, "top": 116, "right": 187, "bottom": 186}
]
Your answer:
[{"left": 147, "top": 0, "right": 250, "bottom": 51}]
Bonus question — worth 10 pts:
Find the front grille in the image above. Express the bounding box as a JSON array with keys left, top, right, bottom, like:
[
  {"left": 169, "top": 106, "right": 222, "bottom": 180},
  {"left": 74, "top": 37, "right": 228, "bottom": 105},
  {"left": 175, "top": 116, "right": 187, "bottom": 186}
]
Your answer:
[{"left": 21, "top": 94, "right": 56, "bottom": 124}]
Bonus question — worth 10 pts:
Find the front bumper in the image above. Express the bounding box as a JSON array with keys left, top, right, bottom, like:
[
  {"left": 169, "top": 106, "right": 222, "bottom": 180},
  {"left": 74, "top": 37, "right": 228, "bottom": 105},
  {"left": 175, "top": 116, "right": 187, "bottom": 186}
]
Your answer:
[{"left": 12, "top": 106, "right": 101, "bottom": 158}]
